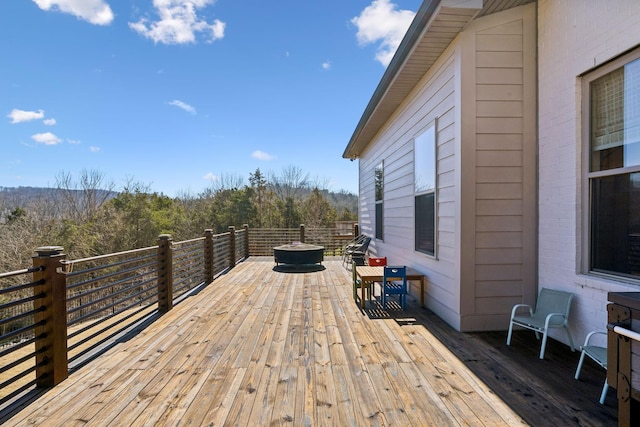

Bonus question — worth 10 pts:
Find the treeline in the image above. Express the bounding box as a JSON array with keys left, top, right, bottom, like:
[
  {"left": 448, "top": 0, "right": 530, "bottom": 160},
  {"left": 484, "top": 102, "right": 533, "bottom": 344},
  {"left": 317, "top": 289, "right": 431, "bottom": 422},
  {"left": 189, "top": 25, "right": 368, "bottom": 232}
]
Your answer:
[{"left": 0, "top": 167, "right": 358, "bottom": 273}]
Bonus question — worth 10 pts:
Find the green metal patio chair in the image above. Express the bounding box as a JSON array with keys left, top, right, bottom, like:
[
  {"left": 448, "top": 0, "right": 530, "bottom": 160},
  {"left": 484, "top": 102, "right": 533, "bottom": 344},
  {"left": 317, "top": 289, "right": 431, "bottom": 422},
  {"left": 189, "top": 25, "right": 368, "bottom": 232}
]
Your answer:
[
  {"left": 574, "top": 330, "right": 608, "bottom": 404},
  {"left": 506, "top": 288, "right": 576, "bottom": 359},
  {"left": 352, "top": 260, "right": 372, "bottom": 306}
]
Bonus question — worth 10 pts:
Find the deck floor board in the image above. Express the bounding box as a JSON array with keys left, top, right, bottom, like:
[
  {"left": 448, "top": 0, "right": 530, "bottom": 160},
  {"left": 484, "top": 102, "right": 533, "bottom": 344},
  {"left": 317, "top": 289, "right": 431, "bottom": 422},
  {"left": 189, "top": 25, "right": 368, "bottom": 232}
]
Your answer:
[{"left": 4, "top": 257, "right": 618, "bottom": 426}]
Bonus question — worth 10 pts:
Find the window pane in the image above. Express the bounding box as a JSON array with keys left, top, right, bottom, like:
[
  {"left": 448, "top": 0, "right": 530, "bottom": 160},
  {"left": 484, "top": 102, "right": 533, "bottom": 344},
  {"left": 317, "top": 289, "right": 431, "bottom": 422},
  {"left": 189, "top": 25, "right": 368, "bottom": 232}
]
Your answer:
[
  {"left": 591, "top": 58, "right": 640, "bottom": 171},
  {"left": 591, "top": 172, "right": 640, "bottom": 277},
  {"left": 375, "top": 162, "right": 383, "bottom": 201},
  {"left": 415, "top": 193, "right": 435, "bottom": 255},
  {"left": 375, "top": 202, "right": 383, "bottom": 240},
  {"left": 415, "top": 126, "right": 436, "bottom": 193}
]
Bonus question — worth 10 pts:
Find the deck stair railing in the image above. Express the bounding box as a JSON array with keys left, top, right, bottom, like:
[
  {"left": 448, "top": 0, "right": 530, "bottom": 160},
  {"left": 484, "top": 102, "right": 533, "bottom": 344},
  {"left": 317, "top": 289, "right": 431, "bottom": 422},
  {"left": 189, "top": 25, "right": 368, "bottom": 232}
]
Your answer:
[{"left": 0, "top": 223, "right": 357, "bottom": 409}]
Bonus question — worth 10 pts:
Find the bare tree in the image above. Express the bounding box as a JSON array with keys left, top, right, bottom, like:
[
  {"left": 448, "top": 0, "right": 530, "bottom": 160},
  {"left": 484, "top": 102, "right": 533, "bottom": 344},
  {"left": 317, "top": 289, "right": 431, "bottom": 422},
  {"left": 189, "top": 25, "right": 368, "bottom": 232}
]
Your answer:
[
  {"left": 207, "top": 173, "right": 246, "bottom": 194},
  {"left": 55, "top": 170, "right": 116, "bottom": 221},
  {"left": 308, "top": 175, "right": 330, "bottom": 192},
  {"left": 269, "top": 165, "right": 310, "bottom": 200}
]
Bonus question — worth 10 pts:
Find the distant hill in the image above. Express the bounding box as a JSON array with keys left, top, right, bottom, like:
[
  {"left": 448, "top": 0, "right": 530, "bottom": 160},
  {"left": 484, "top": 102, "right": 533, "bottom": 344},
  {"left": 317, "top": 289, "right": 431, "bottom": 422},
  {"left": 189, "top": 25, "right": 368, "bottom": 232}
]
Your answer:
[
  {"left": 0, "top": 186, "right": 57, "bottom": 201},
  {"left": 0, "top": 186, "right": 116, "bottom": 207},
  {"left": 0, "top": 186, "right": 358, "bottom": 221}
]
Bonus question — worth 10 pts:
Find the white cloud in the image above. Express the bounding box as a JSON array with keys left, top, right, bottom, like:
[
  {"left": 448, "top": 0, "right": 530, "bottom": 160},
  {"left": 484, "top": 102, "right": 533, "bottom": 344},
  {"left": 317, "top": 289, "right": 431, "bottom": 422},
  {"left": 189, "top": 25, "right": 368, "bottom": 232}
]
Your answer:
[
  {"left": 129, "top": 0, "right": 225, "bottom": 45},
  {"left": 168, "top": 99, "right": 196, "bottom": 114},
  {"left": 351, "top": 0, "right": 416, "bottom": 66},
  {"left": 89, "top": 146, "right": 101, "bottom": 152},
  {"left": 43, "top": 118, "right": 57, "bottom": 125},
  {"left": 31, "top": 132, "right": 62, "bottom": 145},
  {"left": 7, "top": 109, "right": 45, "bottom": 123},
  {"left": 68, "top": 139, "right": 81, "bottom": 144},
  {"left": 252, "top": 150, "right": 275, "bottom": 161},
  {"left": 32, "top": 0, "right": 114, "bottom": 26},
  {"left": 322, "top": 61, "right": 331, "bottom": 70},
  {"left": 203, "top": 172, "right": 219, "bottom": 182}
]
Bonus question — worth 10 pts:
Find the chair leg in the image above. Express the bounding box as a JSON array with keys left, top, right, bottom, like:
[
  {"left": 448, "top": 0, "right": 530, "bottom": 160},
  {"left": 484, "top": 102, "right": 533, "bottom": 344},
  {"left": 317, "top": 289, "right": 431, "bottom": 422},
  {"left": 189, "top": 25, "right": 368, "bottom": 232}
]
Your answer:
[
  {"left": 539, "top": 331, "right": 549, "bottom": 359},
  {"left": 574, "top": 351, "right": 586, "bottom": 380},
  {"left": 506, "top": 321, "right": 514, "bottom": 346},
  {"left": 564, "top": 325, "right": 576, "bottom": 352},
  {"left": 600, "top": 379, "right": 609, "bottom": 405}
]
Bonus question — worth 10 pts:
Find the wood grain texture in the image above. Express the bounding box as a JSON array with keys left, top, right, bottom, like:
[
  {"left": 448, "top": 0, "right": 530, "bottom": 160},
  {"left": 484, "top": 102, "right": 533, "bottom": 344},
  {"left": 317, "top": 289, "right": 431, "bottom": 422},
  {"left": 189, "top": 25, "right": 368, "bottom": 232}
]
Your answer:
[{"left": 5, "top": 257, "right": 616, "bottom": 426}]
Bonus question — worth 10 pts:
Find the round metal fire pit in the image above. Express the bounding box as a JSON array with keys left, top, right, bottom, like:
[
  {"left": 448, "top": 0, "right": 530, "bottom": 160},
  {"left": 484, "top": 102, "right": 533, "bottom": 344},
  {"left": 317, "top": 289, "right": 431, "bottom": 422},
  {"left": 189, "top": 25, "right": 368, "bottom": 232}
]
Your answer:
[{"left": 273, "top": 243, "right": 324, "bottom": 266}]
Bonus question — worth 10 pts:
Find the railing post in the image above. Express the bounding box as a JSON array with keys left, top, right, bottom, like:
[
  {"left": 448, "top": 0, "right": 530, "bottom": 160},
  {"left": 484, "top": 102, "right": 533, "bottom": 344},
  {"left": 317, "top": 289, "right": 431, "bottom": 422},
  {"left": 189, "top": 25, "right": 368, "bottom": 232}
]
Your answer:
[
  {"left": 204, "top": 229, "right": 214, "bottom": 284},
  {"left": 354, "top": 223, "right": 360, "bottom": 237},
  {"left": 228, "top": 226, "right": 236, "bottom": 268},
  {"left": 32, "top": 246, "right": 68, "bottom": 388},
  {"left": 157, "top": 234, "right": 173, "bottom": 313},
  {"left": 243, "top": 224, "right": 250, "bottom": 258},
  {"left": 300, "top": 224, "right": 305, "bottom": 243}
]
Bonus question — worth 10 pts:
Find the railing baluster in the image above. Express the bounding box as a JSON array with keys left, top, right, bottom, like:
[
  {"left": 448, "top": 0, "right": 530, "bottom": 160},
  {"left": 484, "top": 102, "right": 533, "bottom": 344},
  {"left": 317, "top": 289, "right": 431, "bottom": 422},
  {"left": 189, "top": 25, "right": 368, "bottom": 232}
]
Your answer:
[
  {"left": 157, "top": 235, "right": 173, "bottom": 313},
  {"left": 205, "top": 229, "right": 214, "bottom": 285},
  {"left": 228, "top": 226, "right": 236, "bottom": 267},
  {"left": 243, "top": 224, "right": 250, "bottom": 260}
]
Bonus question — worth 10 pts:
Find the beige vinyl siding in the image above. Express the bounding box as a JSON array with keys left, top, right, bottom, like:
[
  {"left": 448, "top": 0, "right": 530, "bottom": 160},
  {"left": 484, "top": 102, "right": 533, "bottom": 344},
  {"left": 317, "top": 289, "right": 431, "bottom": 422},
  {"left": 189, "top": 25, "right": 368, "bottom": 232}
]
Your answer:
[
  {"left": 459, "top": 4, "right": 537, "bottom": 330},
  {"left": 357, "top": 3, "right": 536, "bottom": 332},
  {"left": 358, "top": 45, "right": 461, "bottom": 327}
]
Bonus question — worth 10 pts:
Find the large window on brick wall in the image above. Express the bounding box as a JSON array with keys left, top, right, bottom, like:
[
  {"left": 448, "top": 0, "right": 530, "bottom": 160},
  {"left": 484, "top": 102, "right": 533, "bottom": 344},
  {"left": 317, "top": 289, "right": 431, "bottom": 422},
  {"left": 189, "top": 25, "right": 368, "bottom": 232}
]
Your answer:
[
  {"left": 415, "top": 124, "right": 436, "bottom": 256},
  {"left": 375, "top": 161, "right": 384, "bottom": 240},
  {"left": 585, "top": 50, "right": 640, "bottom": 280}
]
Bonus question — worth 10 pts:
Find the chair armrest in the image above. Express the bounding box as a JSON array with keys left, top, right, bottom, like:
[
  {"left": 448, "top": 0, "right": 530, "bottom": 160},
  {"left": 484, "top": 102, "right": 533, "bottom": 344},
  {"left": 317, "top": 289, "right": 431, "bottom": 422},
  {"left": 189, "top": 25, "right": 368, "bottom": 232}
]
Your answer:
[
  {"left": 582, "top": 330, "right": 607, "bottom": 347},
  {"left": 510, "top": 304, "right": 533, "bottom": 319},
  {"left": 543, "top": 312, "right": 567, "bottom": 328}
]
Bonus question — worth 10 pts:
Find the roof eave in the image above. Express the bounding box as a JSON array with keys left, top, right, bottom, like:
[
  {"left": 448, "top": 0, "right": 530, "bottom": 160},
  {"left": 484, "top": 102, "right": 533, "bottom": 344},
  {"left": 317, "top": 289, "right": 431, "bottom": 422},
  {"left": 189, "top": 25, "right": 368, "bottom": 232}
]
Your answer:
[{"left": 343, "top": 0, "right": 483, "bottom": 159}]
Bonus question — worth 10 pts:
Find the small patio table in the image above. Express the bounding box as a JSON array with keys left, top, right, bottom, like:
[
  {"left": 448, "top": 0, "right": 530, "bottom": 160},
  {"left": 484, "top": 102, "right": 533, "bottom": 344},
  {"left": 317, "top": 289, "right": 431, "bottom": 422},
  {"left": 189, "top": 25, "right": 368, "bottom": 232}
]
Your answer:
[{"left": 354, "top": 265, "right": 426, "bottom": 309}]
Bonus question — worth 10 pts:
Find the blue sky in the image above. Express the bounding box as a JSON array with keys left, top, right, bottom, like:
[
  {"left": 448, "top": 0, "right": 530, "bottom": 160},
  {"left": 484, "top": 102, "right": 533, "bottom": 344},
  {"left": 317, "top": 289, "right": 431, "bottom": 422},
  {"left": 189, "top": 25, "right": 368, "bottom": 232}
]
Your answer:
[{"left": 1, "top": 0, "right": 421, "bottom": 196}]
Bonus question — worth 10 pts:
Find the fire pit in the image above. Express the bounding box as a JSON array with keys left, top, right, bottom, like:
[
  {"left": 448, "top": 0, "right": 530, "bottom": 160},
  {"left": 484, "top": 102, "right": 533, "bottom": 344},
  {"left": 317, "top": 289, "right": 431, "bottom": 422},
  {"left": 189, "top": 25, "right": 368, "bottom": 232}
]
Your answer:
[{"left": 273, "top": 243, "right": 324, "bottom": 266}]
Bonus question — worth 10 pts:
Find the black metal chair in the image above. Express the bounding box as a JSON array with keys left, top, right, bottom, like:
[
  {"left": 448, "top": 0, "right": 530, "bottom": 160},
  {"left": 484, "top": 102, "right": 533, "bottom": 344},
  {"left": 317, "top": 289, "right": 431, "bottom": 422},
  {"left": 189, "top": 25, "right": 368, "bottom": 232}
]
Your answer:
[
  {"left": 343, "top": 236, "right": 371, "bottom": 268},
  {"left": 341, "top": 234, "right": 365, "bottom": 265}
]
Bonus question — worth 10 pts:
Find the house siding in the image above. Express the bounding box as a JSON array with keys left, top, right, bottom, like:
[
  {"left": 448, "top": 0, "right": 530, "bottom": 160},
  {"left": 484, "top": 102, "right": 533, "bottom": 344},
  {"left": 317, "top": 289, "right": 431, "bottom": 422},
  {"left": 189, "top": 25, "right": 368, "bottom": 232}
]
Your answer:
[
  {"left": 359, "top": 46, "right": 460, "bottom": 328},
  {"left": 357, "top": 4, "right": 536, "bottom": 331},
  {"left": 538, "top": 0, "right": 640, "bottom": 346},
  {"left": 460, "top": 4, "right": 537, "bottom": 330}
]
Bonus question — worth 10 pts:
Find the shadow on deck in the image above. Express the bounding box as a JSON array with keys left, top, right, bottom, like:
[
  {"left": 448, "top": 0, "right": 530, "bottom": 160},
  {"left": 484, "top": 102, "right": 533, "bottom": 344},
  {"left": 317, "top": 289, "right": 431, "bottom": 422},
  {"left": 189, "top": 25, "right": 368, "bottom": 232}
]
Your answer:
[{"left": 380, "top": 302, "right": 618, "bottom": 426}]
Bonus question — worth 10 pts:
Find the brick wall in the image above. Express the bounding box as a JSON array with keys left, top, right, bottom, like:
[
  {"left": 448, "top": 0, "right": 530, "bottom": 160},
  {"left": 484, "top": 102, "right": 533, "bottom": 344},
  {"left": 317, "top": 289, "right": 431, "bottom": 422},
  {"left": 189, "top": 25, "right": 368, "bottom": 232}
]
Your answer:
[{"left": 538, "top": 0, "right": 640, "bottom": 345}]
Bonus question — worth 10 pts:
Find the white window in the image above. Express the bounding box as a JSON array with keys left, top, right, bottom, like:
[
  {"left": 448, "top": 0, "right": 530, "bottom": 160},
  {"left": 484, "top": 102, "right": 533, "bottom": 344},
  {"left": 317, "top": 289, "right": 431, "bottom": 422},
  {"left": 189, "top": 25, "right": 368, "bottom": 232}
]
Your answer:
[
  {"left": 375, "top": 161, "right": 384, "bottom": 240},
  {"left": 584, "top": 49, "right": 640, "bottom": 280},
  {"left": 414, "top": 124, "right": 436, "bottom": 256}
]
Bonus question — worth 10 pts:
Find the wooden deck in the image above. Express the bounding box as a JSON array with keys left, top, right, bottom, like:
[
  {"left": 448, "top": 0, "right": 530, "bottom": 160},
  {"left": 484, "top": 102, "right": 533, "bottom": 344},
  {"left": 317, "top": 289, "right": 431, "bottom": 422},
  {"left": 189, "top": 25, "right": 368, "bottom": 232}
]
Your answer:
[{"left": 4, "top": 257, "right": 617, "bottom": 426}]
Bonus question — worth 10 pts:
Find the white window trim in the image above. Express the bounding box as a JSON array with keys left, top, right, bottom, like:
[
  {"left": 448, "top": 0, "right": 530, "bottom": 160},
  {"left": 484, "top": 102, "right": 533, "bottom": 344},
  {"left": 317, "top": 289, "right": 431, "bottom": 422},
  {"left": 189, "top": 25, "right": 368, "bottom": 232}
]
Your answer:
[
  {"left": 414, "top": 121, "right": 438, "bottom": 258},
  {"left": 581, "top": 47, "right": 640, "bottom": 282}
]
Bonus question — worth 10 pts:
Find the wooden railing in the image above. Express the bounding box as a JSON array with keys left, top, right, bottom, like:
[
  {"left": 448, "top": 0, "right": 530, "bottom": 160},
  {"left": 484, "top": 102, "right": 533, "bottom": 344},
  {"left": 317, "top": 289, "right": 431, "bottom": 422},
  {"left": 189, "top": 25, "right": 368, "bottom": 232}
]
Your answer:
[
  {"left": 0, "top": 224, "right": 358, "bottom": 409},
  {"left": 248, "top": 224, "right": 359, "bottom": 256}
]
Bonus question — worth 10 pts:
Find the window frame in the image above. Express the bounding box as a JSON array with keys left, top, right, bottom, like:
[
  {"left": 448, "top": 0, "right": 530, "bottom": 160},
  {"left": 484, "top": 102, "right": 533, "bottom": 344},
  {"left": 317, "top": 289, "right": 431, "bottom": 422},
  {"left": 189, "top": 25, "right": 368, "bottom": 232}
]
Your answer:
[
  {"left": 414, "top": 122, "right": 437, "bottom": 257},
  {"left": 375, "top": 160, "right": 384, "bottom": 241},
  {"left": 581, "top": 47, "right": 640, "bottom": 282}
]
